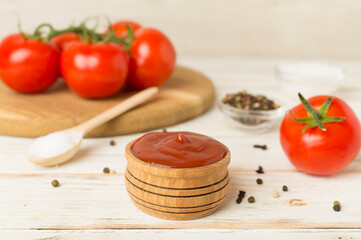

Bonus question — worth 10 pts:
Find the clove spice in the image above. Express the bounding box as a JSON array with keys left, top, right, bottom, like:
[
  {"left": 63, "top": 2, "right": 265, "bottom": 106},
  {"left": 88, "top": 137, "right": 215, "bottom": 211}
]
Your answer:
[
  {"left": 253, "top": 144, "right": 267, "bottom": 150},
  {"left": 236, "top": 190, "right": 246, "bottom": 204},
  {"left": 256, "top": 166, "right": 264, "bottom": 174}
]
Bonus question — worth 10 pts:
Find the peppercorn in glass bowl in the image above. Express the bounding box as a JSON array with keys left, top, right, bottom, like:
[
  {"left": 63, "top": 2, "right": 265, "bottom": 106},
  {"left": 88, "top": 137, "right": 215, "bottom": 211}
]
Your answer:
[{"left": 218, "top": 91, "right": 285, "bottom": 132}]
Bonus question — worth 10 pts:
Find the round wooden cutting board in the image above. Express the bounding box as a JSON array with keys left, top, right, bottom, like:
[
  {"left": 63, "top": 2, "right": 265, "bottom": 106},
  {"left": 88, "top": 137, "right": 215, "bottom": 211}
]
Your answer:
[{"left": 0, "top": 66, "right": 214, "bottom": 138}]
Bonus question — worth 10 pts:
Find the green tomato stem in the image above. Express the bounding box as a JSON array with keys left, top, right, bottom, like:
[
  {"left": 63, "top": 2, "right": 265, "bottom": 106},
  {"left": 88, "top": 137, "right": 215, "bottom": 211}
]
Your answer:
[
  {"left": 31, "top": 21, "right": 134, "bottom": 52},
  {"left": 311, "top": 110, "right": 326, "bottom": 131},
  {"left": 33, "top": 23, "right": 55, "bottom": 38},
  {"left": 45, "top": 26, "right": 83, "bottom": 42},
  {"left": 318, "top": 96, "right": 334, "bottom": 116},
  {"left": 298, "top": 93, "right": 317, "bottom": 115},
  {"left": 17, "top": 21, "right": 32, "bottom": 40},
  {"left": 289, "top": 93, "right": 346, "bottom": 133}
]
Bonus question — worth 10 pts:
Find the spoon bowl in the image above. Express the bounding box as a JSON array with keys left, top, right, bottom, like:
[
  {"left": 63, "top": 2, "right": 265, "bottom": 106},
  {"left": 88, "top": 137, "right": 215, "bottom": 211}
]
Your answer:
[
  {"left": 27, "top": 87, "right": 159, "bottom": 166},
  {"left": 28, "top": 138, "right": 82, "bottom": 166}
]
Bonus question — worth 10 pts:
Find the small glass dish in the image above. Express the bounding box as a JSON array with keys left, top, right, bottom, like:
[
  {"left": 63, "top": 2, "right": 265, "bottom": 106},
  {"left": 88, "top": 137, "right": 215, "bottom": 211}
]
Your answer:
[
  {"left": 275, "top": 61, "right": 345, "bottom": 99},
  {"left": 218, "top": 94, "right": 285, "bottom": 132}
]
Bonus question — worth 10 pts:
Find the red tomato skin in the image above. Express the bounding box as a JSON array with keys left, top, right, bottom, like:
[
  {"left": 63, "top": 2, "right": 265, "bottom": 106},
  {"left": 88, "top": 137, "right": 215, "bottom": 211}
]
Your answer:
[
  {"left": 60, "top": 41, "right": 129, "bottom": 98},
  {"left": 127, "top": 28, "right": 176, "bottom": 90},
  {"left": 0, "top": 34, "right": 60, "bottom": 93},
  {"left": 49, "top": 33, "right": 81, "bottom": 51},
  {"left": 110, "top": 20, "right": 141, "bottom": 38},
  {"left": 280, "top": 96, "right": 361, "bottom": 176}
]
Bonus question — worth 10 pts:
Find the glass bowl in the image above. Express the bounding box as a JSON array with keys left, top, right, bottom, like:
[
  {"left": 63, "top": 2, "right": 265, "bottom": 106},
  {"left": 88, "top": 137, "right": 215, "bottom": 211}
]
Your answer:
[
  {"left": 218, "top": 94, "right": 285, "bottom": 132},
  {"left": 275, "top": 61, "right": 345, "bottom": 99}
]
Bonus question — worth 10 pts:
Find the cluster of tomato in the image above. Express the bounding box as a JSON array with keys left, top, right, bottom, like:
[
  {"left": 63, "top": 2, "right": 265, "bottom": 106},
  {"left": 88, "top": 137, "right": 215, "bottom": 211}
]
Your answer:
[{"left": 0, "top": 20, "right": 176, "bottom": 98}]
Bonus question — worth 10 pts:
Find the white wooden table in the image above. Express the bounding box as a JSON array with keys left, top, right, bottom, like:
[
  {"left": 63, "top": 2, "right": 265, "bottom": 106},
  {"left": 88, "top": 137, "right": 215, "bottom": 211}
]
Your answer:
[{"left": 1, "top": 57, "right": 361, "bottom": 239}]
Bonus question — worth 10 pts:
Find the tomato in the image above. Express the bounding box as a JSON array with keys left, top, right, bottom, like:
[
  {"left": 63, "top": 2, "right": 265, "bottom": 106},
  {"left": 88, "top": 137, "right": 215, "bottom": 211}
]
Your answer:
[
  {"left": 0, "top": 34, "right": 60, "bottom": 93},
  {"left": 110, "top": 20, "right": 141, "bottom": 38},
  {"left": 60, "top": 41, "right": 129, "bottom": 98},
  {"left": 280, "top": 94, "right": 361, "bottom": 176},
  {"left": 127, "top": 28, "right": 176, "bottom": 89},
  {"left": 49, "top": 33, "right": 81, "bottom": 51}
]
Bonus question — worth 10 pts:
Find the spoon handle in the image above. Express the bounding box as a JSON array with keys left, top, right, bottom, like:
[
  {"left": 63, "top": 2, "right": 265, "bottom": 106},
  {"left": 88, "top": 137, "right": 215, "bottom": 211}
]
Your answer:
[{"left": 70, "top": 87, "right": 159, "bottom": 134}]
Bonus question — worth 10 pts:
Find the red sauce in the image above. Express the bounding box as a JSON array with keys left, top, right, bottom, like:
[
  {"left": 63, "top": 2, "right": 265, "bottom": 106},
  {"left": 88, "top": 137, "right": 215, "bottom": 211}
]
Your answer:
[{"left": 131, "top": 131, "right": 227, "bottom": 168}]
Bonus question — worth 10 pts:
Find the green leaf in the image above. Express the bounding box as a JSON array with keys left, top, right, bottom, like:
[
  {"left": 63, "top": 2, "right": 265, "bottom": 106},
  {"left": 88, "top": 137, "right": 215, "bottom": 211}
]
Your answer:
[
  {"left": 298, "top": 93, "right": 317, "bottom": 116},
  {"left": 322, "top": 116, "right": 346, "bottom": 123},
  {"left": 311, "top": 110, "right": 326, "bottom": 131},
  {"left": 318, "top": 96, "right": 334, "bottom": 117},
  {"left": 292, "top": 93, "right": 346, "bottom": 134},
  {"left": 288, "top": 110, "right": 313, "bottom": 123},
  {"left": 302, "top": 122, "right": 317, "bottom": 134}
]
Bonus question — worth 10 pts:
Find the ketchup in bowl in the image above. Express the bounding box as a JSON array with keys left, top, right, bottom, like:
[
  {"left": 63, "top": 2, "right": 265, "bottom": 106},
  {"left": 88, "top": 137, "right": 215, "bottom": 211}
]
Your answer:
[{"left": 131, "top": 131, "right": 227, "bottom": 168}]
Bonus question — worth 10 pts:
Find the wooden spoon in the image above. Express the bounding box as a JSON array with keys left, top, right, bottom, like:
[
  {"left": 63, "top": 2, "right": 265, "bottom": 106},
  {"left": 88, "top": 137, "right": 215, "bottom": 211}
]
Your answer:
[{"left": 27, "top": 87, "right": 159, "bottom": 166}]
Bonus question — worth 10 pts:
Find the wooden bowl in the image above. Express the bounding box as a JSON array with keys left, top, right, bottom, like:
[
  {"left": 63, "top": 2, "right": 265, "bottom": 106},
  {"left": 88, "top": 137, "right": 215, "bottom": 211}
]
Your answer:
[{"left": 125, "top": 139, "right": 231, "bottom": 220}]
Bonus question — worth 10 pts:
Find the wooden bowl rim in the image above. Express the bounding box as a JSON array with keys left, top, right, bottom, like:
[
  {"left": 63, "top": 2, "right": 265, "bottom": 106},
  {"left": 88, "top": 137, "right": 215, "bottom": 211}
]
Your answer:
[{"left": 125, "top": 139, "right": 230, "bottom": 178}]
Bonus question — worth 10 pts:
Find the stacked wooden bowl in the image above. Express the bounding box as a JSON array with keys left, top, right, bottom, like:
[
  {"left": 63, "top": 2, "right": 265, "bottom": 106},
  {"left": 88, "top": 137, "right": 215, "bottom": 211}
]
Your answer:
[{"left": 125, "top": 140, "right": 231, "bottom": 220}]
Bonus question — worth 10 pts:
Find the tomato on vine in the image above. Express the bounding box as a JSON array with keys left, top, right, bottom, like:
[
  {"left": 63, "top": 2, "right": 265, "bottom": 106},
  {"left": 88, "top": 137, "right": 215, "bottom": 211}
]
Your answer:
[
  {"left": 111, "top": 20, "right": 141, "bottom": 38},
  {"left": 0, "top": 19, "right": 176, "bottom": 97},
  {"left": 127, "top": 28, "right": 176, "bottom": 90},
  {"left": 60, "top": 41, "right": 129, "bottom": 98},
  {"left": 0, "top": 33, "right": 60, "bottom": 93},
  {"left": 57, "top": 23, "right": 133, "bottom": 98},
  {"left": 280, "top": 93, "right": 361, "bottom": 176},
  {"left": 50, "top": 33, "right": 81, "bottom": 51}
]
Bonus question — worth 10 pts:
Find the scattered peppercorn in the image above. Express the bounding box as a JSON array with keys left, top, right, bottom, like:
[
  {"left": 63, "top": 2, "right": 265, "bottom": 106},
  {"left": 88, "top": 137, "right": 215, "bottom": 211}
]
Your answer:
[
  {"left": 271, "top": 189, "right": 280, "bottom": 198},
  {"left": 162, "top": 128, "right": 167, "bottom": 132},
  {"left": 333, "top": 201, "right": 341, "bottom": 212},
  {"left": 103, "top": 167, "right": 110, "bottom": 174},
  {"left": 256, "top": 178, "right": 263, "bottom": 185},
  {"left": 236, "top": 190, "right": 246, "bottom": 204},
  {"left": 333, "top": 205, "right": 341, "bottom": 212},
  {"left": 248, "top": 196, "right": 256, "bottom": 203},
  {"left": 110, "top": 169, "right": 117, "bottom": 174},
  {"left": 253, "top": 144, "right": 267, "bottom": 150},
  {"left": 51, "top": 179, "right": 59, "bottom": 187},
  {"left": 282, "top": 185, "right": 288, "bottom": 192},
  {"left": 256, "top": 166, "right": 264, "bottom": 174},
  {"left": 110, "top": 140, "right": 116, "bottom": 146}
]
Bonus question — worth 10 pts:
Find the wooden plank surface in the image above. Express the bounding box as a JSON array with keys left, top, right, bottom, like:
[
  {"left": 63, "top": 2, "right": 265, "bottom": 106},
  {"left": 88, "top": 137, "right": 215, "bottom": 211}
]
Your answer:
[
  {"left": 0, "top": 56, "right": 361, "bottom": 238},
  {"left": 0, "top": 172, "right": 360, "bottom": 230},
  {"left": 1, "top": 230, "right": 361, "bottom": 240}
]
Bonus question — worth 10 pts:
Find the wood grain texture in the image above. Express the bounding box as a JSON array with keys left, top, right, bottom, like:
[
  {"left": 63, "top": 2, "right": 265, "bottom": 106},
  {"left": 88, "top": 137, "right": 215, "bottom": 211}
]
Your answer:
[
  {"left": 124, "top": 140, "right": 230, "bottom": 220},
  {"left": 0, "top": 172, "right": 361, "bottom": 230},
  {"left": 1, "top": 229, "right": 361, "bottom": 240},
  {"left": 0, "top": 57, "right": 360, "bottom": 237},
  {"left": 0, "top": 66, "right": 214, "bottom": 138}
]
